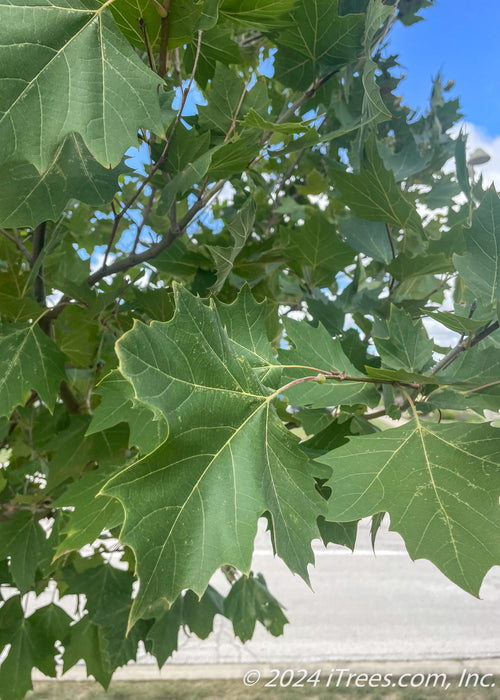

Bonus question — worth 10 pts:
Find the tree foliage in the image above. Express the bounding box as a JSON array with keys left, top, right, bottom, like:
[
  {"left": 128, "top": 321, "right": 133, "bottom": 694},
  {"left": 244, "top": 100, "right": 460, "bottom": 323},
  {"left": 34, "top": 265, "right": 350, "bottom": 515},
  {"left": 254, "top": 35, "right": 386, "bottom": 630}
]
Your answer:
[{"left": 0, "top": 0, "right": 499, "bottom": 695}]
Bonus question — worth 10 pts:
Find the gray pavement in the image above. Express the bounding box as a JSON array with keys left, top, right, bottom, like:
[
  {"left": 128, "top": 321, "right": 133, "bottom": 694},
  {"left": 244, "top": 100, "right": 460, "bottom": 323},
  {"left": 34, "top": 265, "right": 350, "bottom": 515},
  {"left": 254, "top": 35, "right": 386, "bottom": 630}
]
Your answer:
[
  {"left": 157, "top": 517, "right": 500, "bottom": 666},
  {"left": 33, "top": 517, "right": 500, "bottom": 682}
]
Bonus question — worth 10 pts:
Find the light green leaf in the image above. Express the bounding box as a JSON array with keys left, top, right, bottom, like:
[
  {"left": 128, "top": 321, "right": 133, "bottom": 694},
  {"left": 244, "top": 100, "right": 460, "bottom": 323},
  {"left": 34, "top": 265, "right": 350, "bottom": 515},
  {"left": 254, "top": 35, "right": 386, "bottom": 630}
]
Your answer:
[
  {"left": 158, "top": 151, "right": 214, "bottom": 215},
  {"left": 285, "top": 210, "right": 356, "bottom": 287},
  {"left": 87, "top": 370, "right": 168, "bottom": 455},
  {"left": 102, "top": 285, "right": 325, "bottom": 624},
  {"left": 319, "top": 420, "right": 500, "bottom": 595},
  {"left": 0, "top": 323, "right": 66, "bottom": 418},
  {"left": 338, "top": 214, "right": 393, "bottom": 264},
  {"left": 360, "top": 0, "right": 393, "bottom": 126},
  {"left": 0, "top": 0, "right": 163, "bottom": 170},
  {"left": 273, "top": 0, "right": 364, "bottom": 90},
  {"left": 332, "top": 137, "right": 424, "bottom": 239},
  {"left": 208, "top": 198, "right": 256, "bottom": 294},
  {"left": 198, "top": 64, "right": 246, "bottom": 136},
  {"left": 220, "top": 0, "right": 297, "bottom": 27},
  {"left": 53, "top": 467, "right": 124, "bottom": 558},
  {"left": 0, "top": 134, "right": 127, "bottom": 228},
  {"left": 423, "top": 310, "right": 488, "bottom": 336},
  {"left": 279, "top": 319, "right": 380, "bottom": 408},
  {"left": 215, "top": 285, "right": 281, "bottom": 386},
  {"left": 454, "top": 188, "right": 500, "bottom": 304},
  {"left": 374, "top": 305, "right": 433, "bottom": 373}
]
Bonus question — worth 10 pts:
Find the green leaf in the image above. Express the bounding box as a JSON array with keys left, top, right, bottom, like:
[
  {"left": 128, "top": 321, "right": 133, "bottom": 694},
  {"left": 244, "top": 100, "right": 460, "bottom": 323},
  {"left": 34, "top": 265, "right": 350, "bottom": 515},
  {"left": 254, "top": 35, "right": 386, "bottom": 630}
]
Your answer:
[
  {"left": 317, "top": 518, "right": 358, "bottom": 550},
  {"left": 0, "top": 513, "right": 51, "bottom": 591},
  {"left": 378, "top": 135, "right": 431, "bottom": 183},
  {"left": 374, "top": 305, "right": 433, "bottom": 373},
  {"left": 0, "top": 322, "right": 66, "bottom": 418},
  {"left": 332, "top": 137, "right": 424, "bottom": 240},
  {"left": 198, "top": 64, "right": 247, "bottom": 137},
  {"left": 454, "top": 188, "right": 500, "bottom": 304},
  {"left": 0, "top": 597, "right": 70, "bottom": 700},
  {"left": 220, "top": 0, "right": 297, "bottom": 28},
  {"left": 273, "top": 0, "right": 364, "bottom": 90},
  {"left": 215, "top": 285, "right": 281, "bottom": 386},
  {"left": 338, "top": 214, "right": 394, "bottom": 264},
  {"left": 0, "top": 134, "right": 127, "bottom": 229},
  {"left": 146, "top": 596, "right": 183, "bottom": 667},
  {"left": 87, "top": 370, "right": 169, "bottom": 454},
  {"left": 0, "top": 0, "right": 163, "bottom": 170},
  {"left": 359, "top": 0, "right": 393, "bottom": 126},
  {"left": 102, "top": 285, "right": 325, "bottom": 624},
  {"left": 53, "top": 467, "right": 124, "bottom": 558},
  {"left": 279, "top": 319, "right": 380, "bottom": 408},
  {"left": 208, "top": 198, "right": 256, "bottom": 294},
  {"left": 423, "top": 310, "right": 488, "bottom": 336},
  {"left": 63, "top": 617, "right": 113, "bottom": 688},
  {"left": 319, "top": 420, "right": 500, "bottom": 595},
  {"left": 284, "top": 211, "right": 356, "bottom": 287},
  {"left": 223, "top": 572, "right": 288, "bottom": 642},
  {"left": 158, "top": 150, "right": 215, "bottom": 215}
]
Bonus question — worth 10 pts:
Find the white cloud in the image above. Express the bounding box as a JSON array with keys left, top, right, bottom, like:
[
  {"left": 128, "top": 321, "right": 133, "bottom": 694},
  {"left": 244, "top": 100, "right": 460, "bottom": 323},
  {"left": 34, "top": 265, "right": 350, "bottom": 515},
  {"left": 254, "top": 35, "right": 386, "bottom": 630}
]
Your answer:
[{"left": 456, "top": 121, "right": 500, "bottom": 188}]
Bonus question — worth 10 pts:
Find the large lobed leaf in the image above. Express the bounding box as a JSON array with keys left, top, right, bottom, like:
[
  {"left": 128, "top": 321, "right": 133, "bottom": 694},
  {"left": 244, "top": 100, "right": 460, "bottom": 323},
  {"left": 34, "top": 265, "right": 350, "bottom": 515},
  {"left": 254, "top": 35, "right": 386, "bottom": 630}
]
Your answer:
[
  {"left": 102, "top": 285, "right": 326, "bottom": 624},
  {"left": 319, "top": 420, "right": 500, "bottom": 595},
  {"left": 0, "top": 0, "right": 163, "bottom": 170}
]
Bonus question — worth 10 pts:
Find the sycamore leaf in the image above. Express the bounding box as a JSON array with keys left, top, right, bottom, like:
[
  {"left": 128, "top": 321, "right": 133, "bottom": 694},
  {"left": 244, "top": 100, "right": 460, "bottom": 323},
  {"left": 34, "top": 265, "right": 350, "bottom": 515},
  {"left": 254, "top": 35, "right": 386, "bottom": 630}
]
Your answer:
[
  {"left": 215, "top": 285, "right": 282, "bottom": 387},
  {"left": 53, "top": 467, "right": 124, "bottom": 558},
  {"left": 87, "top": 370, "right": 168, "bottom": 454},
  {"left": 0, "top": 134, "right": 127, "bottom": 229},
  {"left": 0, "top": 597, "right": 71, "bottom": 700},
  {"left": 423, "top": 310, "right": 488, "bottom": 336},
  {"left": 374, "top": 305, "right": 434, "bottom": 373},
  {"left": 360, "top": 0, "right": 393, "bottom": 126},
  {"left": 338, "top": 214, "right": 394, "bottom": 264},
  {"left": 273, "top": 0, "right": 364, "bottom": 90},
  {"left": 332, "top": 137, "right": 424, "bottom": 240},
  {"left": 454, "top": 188, "right": 500, "bottom": 304},
  {"left": 0, "top": 0, "right": 163, "bottom": 170},
  {"left": 198, "top": 64, "right": 247, "bottom": 136},
  {"left": 102, "top": 285, "right": 325, "bottom": 624},
  {"left": 223, "top": 572, "right": 288, "bottom": 642},
  {"left": 63, "top": 617, "right": 113, "bottom": 688},
  {"left": 284, "top": 210, "right": 356, "bottom": 287},
  {"left": 0, "top": 323, "right": 66, "bottom": 418},
  {"left": 220, "top": 0, "right": 297, "bottom": 28},
  {"left": 279, "top": 319, "right": 380, "bottom": 408},
  {"left": 319, "top": 421, "right": 500, "bottom": 595},
  {"left": 0, "top": 513, "right": 51, "bottom": 592},
  {"left": 208, "top": 198, "right": 256, "bottom": 294}
]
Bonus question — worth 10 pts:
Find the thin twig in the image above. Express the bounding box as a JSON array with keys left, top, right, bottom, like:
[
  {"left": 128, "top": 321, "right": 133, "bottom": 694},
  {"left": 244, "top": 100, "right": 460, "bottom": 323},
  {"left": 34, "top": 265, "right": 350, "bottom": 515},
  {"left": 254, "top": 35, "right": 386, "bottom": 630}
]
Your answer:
[
  {"left": 430, "top": 321, "right": 500, "bottom": 375},
  {"left": 0, "top": 228, "right": 33, "bottom": 263},
  {"left": 132, "top": 187, "right": 156, "bottom": 254},
  {"left": 158, "top": 0, "right": 171, "bottom": 77},
  {"left": 139, "top": 17, "right": 156, "bottom": 72},
  {"left": 224, "top": 76, "right": 251, "bottom": 142}
]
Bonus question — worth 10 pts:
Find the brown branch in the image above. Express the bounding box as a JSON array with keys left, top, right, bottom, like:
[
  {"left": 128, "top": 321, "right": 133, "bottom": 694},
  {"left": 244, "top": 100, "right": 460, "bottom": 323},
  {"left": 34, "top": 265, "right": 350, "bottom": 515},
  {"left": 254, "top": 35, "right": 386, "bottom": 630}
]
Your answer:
[
  {"left": 139, "top": 17, "right": 156, "bottom": 72},
  {"left": 158, "top": 0, "right": 171, "bottom": 77},
  {"left": 430, "top": 320, "right": 500, "bottom": 375},
  {"left": 0, "top": 228, "right": 32, "bottom": 263},
  {"left": 132, "top": 187, "right": 156, "bottom": 254}
]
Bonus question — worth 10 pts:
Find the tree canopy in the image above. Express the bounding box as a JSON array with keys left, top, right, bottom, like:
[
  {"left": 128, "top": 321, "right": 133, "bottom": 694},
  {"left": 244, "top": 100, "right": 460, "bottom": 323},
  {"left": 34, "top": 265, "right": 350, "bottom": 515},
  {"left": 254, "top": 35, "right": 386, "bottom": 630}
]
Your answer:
[{"left": 0, "top": 0, "right": 499, "bottom": 696}]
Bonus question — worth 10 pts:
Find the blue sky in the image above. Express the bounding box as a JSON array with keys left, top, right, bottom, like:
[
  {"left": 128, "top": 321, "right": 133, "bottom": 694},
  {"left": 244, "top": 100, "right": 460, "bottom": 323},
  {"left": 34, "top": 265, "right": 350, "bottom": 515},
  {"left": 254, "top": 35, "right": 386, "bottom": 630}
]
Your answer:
[{"left": 388, "top": 0, "right": 500, "bottom": 138}]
